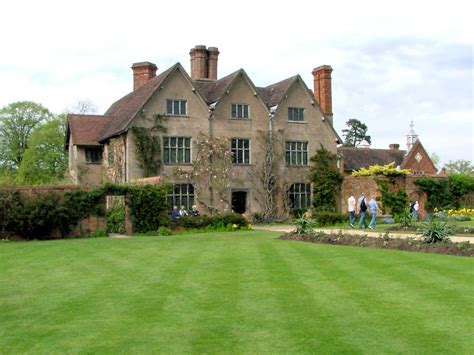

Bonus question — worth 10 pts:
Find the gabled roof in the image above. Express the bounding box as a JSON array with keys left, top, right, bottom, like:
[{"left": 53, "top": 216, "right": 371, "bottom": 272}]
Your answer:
[
  {"left": 338, "top": 147, "right": 406, "bottom": 171},
  {"left": 99, "top": 64, "right": 179, "bottom": 142},
  {"left": 401, "top": 140, "right": 437, "bottom": 172},
  {"left": 66, "top": 114, "right": 112, "bottom": 147},
  {"left": 194, "top": 70, "right": 241, "bottom": 104},
  {"left": 257, "top": 76, "right": 297, "bottom": 107}
]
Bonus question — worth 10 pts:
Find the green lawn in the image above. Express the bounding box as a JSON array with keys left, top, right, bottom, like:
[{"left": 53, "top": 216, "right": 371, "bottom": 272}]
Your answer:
[{"left": 1, "top": 231, "right": 473, "bottom": 353}]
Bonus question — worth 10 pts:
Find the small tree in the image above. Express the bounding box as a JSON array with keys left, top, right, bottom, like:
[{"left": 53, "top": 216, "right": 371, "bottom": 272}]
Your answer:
[
  {"left": 342, "top": 118, "right": 371, "bottom": 147},
  {"left": 445, "top": 159, "right": 473, "bottom": 175},
  {"left": 309, "top": 146, "right": 343, "bottom": 212}
]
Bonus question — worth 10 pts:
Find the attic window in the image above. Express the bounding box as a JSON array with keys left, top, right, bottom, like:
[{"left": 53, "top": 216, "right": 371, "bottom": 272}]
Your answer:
[
  {"left": 288, "top": 107, "right": 305, "bottom": 122},
  {"left": 231, "top": 104, "right": 249, "bottom": 119},
  {"left": 167, "top": 99, "right": 187, "bottom": 116}
]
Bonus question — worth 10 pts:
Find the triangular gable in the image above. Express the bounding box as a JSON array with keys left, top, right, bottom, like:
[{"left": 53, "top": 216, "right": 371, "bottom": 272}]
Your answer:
[
  {"left": 99, "top": 63, "right": 209, "bottom": 142},
  {"left": 401, "top": 140, "right": 437, "bottom": 174}
]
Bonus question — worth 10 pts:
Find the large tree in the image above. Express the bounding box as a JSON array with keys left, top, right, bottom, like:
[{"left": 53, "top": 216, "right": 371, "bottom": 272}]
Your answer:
[
  {"left": 445, "top": 159, "right": 473, "bottom": 175},
  {"left": 16, "top": 116, "right": 68, "bottom": 184},
  {"left": 0, "top": 101, "right": 53, "bottom": 171},
  {"left": 342, "top": 118, "right": 371, "bottom": 147}
]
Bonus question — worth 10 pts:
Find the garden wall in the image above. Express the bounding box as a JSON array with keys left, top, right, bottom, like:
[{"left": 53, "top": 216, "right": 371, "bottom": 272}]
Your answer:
[
  {"left": 341, "top": 175, "right": 432, "bottom": 220},
  {"left": 0, "top": 185, "right": 109, "bottom": 238}
]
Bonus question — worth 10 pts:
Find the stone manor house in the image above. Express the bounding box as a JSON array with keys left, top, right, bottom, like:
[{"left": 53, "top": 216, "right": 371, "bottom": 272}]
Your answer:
[{"left": 66, "top": 45, "right": 341, "bottom": 216}]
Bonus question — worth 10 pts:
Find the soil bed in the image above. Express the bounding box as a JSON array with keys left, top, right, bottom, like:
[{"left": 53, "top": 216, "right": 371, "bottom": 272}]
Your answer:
[{"left": 280, "top": 231, "right": 473, "bottom": 257}]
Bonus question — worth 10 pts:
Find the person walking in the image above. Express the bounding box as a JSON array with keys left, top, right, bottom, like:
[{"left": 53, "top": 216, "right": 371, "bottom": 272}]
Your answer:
[
  {"left": 357, "top": 193, "right": 368, "bottom": 228},
  {"left": 368, "top": 196, "right": 382, "bottom": 229},
  {"left": 348, "top": 194, "right": 356, "bottom": 228},
  {"left": 413, "top": 201, "right": 420, "bottom": 221}
]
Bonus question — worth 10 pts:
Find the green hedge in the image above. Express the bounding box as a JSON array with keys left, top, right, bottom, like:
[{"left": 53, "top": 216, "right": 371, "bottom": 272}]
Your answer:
[
  {"left": 314, "top": 211, "right": 346, "bottom": 226},
  {"left": 0, "top": 183, "right": 171, "bottom": 240},
  {"left": 172, "top": 213, "right": 249, "bottom": 229}
]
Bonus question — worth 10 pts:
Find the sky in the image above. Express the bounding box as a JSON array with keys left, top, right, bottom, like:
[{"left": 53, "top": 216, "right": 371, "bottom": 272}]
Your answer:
[{"left": 0, "top": 0, "right": 472, "bottom": 167}]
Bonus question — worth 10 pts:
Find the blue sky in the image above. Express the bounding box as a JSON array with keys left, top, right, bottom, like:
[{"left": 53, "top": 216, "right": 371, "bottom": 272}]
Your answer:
[{"left": 0, "top": 0, "right": 472, "bottom": 167}]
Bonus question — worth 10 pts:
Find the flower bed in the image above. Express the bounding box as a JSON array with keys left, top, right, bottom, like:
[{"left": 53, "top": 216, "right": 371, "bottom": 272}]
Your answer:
[{"left": 280, "top": 231, "right": 473, "bottom": 257}]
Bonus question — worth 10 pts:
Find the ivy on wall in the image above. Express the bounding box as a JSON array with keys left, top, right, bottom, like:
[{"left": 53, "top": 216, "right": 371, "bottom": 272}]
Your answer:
[
  {"left": 0, "top": 183, "right": 171, "bottom": 239},
  {"left": 375, "top": 178, "right": 408, "bottom": 216},
  {"left": 131, "top": 113, "right": 167, "bottom": 177}
]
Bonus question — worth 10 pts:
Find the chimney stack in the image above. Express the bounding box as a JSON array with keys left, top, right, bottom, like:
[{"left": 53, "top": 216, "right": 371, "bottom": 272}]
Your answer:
[
  {"left": 132, "top": 62, "right": 157, "bottom": 90},
  {"left": 190, "top": 45, "right": 219, "bottom": 81},
  {"left": 389, "top": 144, "right": 400, "bottom": 150},
  {"left": 312, "top": 65, "right": 333, "bottom": 125}
]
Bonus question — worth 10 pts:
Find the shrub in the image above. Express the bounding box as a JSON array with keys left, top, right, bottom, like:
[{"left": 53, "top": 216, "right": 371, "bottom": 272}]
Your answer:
[
  {"left": 417, "top": 219, "right": 455, "bottom": 243},
  {"left": 293, "top": 214, "right": 318, "bottom": 234},
  {"left": 107, "top": 206, "right": 125, "bottom": 234},
  {"left": 173, "top": 213, "right": 248, "bottom": 230},
  {"left": 313, "top": 211, "right": 345, "bottom": 226},
  {"left": 91, "top": 229, "right": 108, "bottom": 238},
  {"left": 157, "top": 226, "right": 172, "bottom": 236},
  {"left": 394, "top": 207, "right": 413, "bottom": 227}
]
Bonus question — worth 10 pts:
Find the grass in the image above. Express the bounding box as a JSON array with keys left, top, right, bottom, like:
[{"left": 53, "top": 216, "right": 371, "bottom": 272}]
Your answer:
[{"left": 1, "top": 231, "right": 473, "bottom": 353}]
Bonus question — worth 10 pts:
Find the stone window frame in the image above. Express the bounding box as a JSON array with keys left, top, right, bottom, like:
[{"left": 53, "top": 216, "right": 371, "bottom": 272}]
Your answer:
[
  {"left": 166, "top": 99, "right": 187, "bottom": 116},
  {"left": 231, "top": 138, "right": 251, "bottom": 165},
  {"left": 285, "top": 141, "right": 308, "bottom": 166},
  {"left": 168, "top": 183, "right": 195, "bottom": 211},
  {"left": 85, "top": 147, "right": 103, "bottom": 164},
  {"left": 231, "top": 103, "right": 250, "bottom": 119},
  {"left": 288, "top": 183, "right": 311, "bottom": 210},
  {"left": 288, "top": 107, "right": 305, "bottom": 122},
  {"left": 163, "top": 136, "right": 192, "bottom": 164}
]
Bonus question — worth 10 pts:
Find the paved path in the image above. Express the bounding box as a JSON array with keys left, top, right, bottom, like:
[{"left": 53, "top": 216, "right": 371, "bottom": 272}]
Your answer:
[{"left": 253, "top": 225, "right": 473, "bottom": 243}]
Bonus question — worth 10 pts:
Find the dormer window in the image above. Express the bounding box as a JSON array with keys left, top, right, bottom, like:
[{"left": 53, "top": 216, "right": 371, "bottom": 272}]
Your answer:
[
  {"left": 288, "top": 107, "right": 305, "bottom": 122},
  {"left": 231, "top": 104, "right": 249, "bottom": 119},
  {"left": 167, "top": 99, "right": 187, "bottom": 116}
]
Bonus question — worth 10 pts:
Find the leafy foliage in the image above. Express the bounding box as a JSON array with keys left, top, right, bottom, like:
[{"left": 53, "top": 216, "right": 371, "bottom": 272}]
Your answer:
[
  {"left": 131, "top": 114, "right": 167, "bottom": 177},
  {"left": 173, "top": 213, "right": 249, "bottom": 230},
  {"left": 375, "top": 179, "right": 408, "bottom": 216},
  {"left": 309, "top": 146, "right": 343, "bottom": 212},
  {"left": 16, "top": 117, "right": 68, "bottom": 184},
  {"left": 106, "top": 206, "right": 125, "bottom": 234},
  {"left": 342, "top": 118, "right": 371, "bottom": 147},
  {"left": 445, "top": 159, "right": 473, "bottom": 175},
  {"left": 293, "top": 214, "right": 318, "bottom": 234},
  {"left": 394, "top": 207, "right": 413, "bottom": 227},
  {"left": 313, "top": 211, "right": 346, "bottom": 226},
  {"left": 0, "top": 101, "right": 54, "bottom": 171},
  {"left": 0, "top": 183, "right": 171, "bottom": 239},
  {"left": 417, "top": 219, "right": 455, "bottom": 243},
  {"left": 175, "top": 133, "right": 233, "bottom": 213},
  {"left": 352, "top": 162, "right": 410, "bottom": 177}
]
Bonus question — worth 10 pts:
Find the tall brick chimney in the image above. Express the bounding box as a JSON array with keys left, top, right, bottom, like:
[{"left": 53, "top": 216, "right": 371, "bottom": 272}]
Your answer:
[
  {"left": 132, "top": 62, "right": 157, "bottom": 90},
  {"left": 389, "top": 144, "right": 400, "bottom": 150},
  {"left": 312, "top": 65, "right": 333, "bottom": 125},
  {"left": 190, "top": 45, "right": 219, "bottom": 81},
  {"left": 207, "top": 47, "right": 220, "bottom": 80}
]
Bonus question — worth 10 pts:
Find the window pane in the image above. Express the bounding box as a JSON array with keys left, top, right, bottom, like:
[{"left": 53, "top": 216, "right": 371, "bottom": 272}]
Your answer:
[
  {"left": 244, "top": 105, "right": 249, "bottom": 118},
  {"left": 181, "top": 101, "right": 186, "bottom": 115},
  {"left": 185, "top": 149, "right": 190, "bottom": 163},
  {"left": 244, "top": 150, "right": 249, "bottom": 163},
  {"left": 167, "top": 100, "right": 172, "bottom": 114},
  {"left": 231, "top": 104, "right": 236, "bottom": 117}
]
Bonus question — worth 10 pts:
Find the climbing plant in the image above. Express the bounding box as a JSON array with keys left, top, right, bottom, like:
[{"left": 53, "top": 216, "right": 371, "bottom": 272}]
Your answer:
[
  {"left": 131, "top": 113, "right": 167, "bottom": 177},
  {"left": 375, "top": 178, "right": 408, "bottom": 216},
  {"left": 174, "top": 132, "right": 233, "bottom": 213}
]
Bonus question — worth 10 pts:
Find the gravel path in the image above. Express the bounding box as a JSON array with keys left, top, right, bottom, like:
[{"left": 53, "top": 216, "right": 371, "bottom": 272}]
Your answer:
[{"left": 253, "top": 225, "right": 473, "bottom": 243}]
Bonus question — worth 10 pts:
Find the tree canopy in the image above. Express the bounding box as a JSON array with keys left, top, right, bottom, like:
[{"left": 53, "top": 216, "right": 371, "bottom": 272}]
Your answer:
[
  {"left": 17, "top": 116, "right": 68, "bottom": 184},
  {"left": 445, "top": 159, "right": 473, "bottom": 175},
  {"left": 0, "top": 101, "right": 54, "bottom": 171},
  {"left": 342, "top": 118, "right": 371, "bottom": 147}
]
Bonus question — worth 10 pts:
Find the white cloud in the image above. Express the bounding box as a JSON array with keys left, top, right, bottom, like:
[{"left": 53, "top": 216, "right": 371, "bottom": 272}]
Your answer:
[{"left": 0, "top": 0, "right": 472, "bottom": 165}]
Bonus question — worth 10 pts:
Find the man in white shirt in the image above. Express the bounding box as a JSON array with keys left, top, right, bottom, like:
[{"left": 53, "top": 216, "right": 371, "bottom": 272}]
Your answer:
[{"left": 348, "top": 195, "right": 356, "bottom": 228}]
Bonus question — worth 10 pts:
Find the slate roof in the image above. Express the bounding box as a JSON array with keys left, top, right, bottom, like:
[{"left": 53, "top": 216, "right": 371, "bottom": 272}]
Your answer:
[
  {"left": 338, "top": 147, "right": 406, "bottom": 171},
  {"left": 66, "top": 115, "right": 112, "bottom": 146}
]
